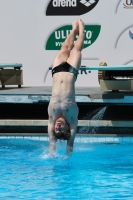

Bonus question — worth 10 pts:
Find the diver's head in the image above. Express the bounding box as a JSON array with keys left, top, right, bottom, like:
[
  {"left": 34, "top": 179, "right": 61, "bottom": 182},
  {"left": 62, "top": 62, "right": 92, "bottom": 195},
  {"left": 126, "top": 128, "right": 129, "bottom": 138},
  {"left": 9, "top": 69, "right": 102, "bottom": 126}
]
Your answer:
[{"left": 54, "top": 117, "right": 70, "bottom": 140}]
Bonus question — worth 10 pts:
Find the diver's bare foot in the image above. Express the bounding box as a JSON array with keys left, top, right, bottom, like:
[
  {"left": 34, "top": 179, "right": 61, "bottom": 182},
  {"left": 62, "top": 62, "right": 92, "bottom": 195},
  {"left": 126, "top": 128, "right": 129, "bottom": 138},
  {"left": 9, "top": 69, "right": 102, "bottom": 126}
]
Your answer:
[
  {"left": 72, "top": 20, "right": 79, "bottom": 34},
  {"left": 78, "top": 19, "right": 84, "bottom": 34}
]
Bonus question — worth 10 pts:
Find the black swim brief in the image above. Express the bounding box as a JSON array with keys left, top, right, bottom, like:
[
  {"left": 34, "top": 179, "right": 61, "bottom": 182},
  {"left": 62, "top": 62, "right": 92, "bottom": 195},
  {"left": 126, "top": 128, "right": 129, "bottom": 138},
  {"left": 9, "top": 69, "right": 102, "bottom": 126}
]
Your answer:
[{"left": 52, "top": 62, "right": 78, "bottom": 80}]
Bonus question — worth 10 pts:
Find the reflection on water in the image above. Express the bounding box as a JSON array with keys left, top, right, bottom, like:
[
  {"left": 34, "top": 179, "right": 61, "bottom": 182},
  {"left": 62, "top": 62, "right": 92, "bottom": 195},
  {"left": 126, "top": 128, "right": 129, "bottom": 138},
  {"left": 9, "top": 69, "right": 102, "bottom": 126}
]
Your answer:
[{"left": 79, "top": 106, "right": 107, "bottom": 134}]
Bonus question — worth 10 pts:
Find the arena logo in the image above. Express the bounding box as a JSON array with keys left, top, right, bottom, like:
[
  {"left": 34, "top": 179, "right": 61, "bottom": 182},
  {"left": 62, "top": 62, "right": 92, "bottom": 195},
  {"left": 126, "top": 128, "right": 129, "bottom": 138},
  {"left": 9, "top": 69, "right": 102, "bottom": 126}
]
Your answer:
[
  {"left": 123, "top": 0, "right": 133, "bottom": 8},
  {"left": 45, "top": 25, "right": 101, "bottom": 50},
  {"left": 46, "top": 0, "right": 99, "bottom": 15}
]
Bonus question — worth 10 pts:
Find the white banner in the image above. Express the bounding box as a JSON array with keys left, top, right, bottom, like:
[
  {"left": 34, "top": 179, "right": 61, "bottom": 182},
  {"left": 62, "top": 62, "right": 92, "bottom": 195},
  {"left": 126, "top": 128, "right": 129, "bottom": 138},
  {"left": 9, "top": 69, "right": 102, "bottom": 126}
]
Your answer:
[{"left": 0, "top": 0, "right": 133, "bottom": 86}]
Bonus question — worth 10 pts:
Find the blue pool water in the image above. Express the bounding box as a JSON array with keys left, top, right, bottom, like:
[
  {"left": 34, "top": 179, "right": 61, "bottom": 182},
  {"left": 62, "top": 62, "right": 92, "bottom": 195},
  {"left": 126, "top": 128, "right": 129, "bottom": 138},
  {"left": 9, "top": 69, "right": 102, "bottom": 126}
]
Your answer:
[{"left": 0, "top": 138, "right": 133, "bottom": 200}]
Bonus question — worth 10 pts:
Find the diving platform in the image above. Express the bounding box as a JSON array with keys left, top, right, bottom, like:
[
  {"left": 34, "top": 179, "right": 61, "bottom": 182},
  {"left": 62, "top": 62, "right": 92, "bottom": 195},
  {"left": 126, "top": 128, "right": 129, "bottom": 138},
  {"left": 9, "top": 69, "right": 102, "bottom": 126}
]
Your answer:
[
  {"left": 0, "top": 86, "right": 133, "bottom": 135},
  {"left": 0, "top": 63, "right": 133, "bottom": 135},
  {"left": 0, "top": 86, "right": 133, "bottom": 105}
]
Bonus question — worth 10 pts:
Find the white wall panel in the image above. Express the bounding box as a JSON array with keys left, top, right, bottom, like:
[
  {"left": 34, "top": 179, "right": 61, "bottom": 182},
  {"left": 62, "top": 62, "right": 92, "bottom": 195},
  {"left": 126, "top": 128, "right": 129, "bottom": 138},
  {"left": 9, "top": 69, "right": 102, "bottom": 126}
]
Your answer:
[{"left": 0, "top": 0, "right": 133, "bottom": 86}]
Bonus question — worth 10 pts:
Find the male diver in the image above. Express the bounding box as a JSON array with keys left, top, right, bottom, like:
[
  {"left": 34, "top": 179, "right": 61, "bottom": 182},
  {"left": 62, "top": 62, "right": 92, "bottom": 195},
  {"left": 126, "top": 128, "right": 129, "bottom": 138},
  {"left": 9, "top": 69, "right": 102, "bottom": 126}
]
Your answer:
[{"left": 48, "top": 19, "right": 84, "bottom": 156}]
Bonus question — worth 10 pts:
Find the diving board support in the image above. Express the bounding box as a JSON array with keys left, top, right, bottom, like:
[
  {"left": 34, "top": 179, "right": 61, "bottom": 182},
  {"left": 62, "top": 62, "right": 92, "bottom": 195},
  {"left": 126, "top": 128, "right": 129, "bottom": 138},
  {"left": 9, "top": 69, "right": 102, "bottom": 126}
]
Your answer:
[
  {"left": 100, "top": 79, "right": 133, "bottom": 90},
  {"left": 83, "top": 64, "right": 133, "bottom": 91},
  {"left": 0, "top": 63, "right": 23, "bottom": 88}
]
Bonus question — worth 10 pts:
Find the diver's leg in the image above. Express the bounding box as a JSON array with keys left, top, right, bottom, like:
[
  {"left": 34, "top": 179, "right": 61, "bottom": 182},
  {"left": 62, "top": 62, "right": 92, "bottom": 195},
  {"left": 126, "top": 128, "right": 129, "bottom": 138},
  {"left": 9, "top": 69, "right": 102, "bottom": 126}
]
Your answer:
[
  {"left": 74, "top": 19, "right": 84, "bottom": 51},
  {"left": 52, "top": 20, "right": 79, "bottom": 68},
  {"left": 67, "top": 19, "right": 84, "bottom": 71},
  {"left": 62, "top": 20, "right": 79, "bottom": 51}
]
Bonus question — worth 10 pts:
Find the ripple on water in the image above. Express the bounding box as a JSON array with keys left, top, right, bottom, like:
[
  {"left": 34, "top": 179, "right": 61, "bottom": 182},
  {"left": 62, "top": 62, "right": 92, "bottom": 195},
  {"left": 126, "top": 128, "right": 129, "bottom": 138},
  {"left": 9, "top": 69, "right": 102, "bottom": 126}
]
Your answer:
[{"left": 0, "top": 139, "right": 133, "bottom": 200}]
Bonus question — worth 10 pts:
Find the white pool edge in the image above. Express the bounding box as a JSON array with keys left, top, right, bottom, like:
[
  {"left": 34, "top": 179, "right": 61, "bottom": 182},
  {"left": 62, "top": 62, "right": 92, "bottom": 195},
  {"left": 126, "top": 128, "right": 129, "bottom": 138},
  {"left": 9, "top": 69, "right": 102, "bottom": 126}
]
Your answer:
[{"left": 0, "top": 135, "right": 133, "bottom": 143}]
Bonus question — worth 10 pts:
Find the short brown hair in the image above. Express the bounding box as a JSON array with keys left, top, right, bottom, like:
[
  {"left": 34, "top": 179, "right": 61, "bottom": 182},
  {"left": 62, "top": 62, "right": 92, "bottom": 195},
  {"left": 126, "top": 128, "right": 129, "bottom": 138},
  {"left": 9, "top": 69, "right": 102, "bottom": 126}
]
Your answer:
[{"left": 53, "top": 128, "right": 71, "bottom": 140}]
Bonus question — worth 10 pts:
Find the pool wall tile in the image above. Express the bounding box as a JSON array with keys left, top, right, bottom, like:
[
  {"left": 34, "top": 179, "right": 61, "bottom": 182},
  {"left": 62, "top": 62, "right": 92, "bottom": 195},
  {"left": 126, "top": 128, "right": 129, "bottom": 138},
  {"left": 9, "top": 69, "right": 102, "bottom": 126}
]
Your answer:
[
  {"left": 105, "top": 137, "right": 114, "bottom": 142},
  {"left": 39, "top": 136, "right": 48, "bottom": 141},
  {"left": 15, "top": 136, "right": 24, "bottom": 139},
  {"left": 0, "top": 136, "right": 7, "bottom": 139},
  {"left": 23, "top": 136, "right": 31, "bottom": 140},
  {"left": 97, "top": 137, "right": 106, "bottom": 143},
  {"left": 85, "top": 137, "right": 90, "bottom": 142},
  {"left": 117, "top": 137, "right": 123, "bottom": 143},
  {"left": 89, "top": 137, "right": 98, "bottom": 143},
  {"left": 1, "top": 135, "right": 133, "bottom": 143},
  {"left": 122, "top": 137, "right": 131, "bottom": 143},
  {"left": 131, "top": 137, "right": 133, "bottom": 143},
  {"left": 7, "top": 136, "right": 14, "bottom": 139},
  {"left": 113, "top": 137, "right": 119, "bottom": 142},
  {"left": 32, "top": 136, "right": 40, "bottom": 140},
  {"left": 75, "top": 137, "right": 81, "bottom": 143},
  {"left": 80, "top": 137, "right": 88, "bottom": 143}
]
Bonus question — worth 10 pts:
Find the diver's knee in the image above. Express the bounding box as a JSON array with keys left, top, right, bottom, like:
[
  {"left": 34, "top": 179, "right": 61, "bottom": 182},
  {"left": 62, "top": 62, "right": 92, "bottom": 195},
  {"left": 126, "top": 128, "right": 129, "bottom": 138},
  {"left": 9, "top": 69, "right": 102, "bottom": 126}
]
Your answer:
[{"left": 62, "top": 42, "right": 71, "bottom": 50}]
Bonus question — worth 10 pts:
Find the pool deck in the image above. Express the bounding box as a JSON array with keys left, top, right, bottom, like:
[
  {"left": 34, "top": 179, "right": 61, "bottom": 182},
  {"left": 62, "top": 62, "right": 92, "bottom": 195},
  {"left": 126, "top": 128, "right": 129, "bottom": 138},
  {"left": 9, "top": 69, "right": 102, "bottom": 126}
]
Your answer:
[
  {"left": 0, "top": 86, "right": 133, "bottom": 136},
  {"left": 0, "top": 86, "right": 133, "bottom": 104}
]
